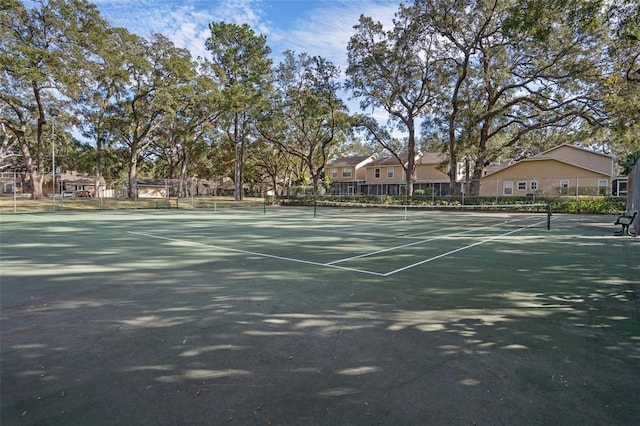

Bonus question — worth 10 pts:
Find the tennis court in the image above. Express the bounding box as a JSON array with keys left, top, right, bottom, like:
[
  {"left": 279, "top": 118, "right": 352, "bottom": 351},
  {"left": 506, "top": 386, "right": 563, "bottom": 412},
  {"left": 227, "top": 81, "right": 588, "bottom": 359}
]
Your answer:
[
  {"left": 126, "top": 204, "right": 553, "bottom": 276},
  {"left": 1, "top": 206, "right": 638, "bottom": 425}
]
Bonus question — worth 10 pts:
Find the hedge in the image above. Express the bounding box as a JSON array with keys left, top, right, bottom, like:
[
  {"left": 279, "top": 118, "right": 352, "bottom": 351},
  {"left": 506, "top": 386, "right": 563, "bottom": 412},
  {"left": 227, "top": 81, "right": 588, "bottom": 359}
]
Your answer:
[{"left": 277, "top": 195, "right": 627, "bottom": 214}]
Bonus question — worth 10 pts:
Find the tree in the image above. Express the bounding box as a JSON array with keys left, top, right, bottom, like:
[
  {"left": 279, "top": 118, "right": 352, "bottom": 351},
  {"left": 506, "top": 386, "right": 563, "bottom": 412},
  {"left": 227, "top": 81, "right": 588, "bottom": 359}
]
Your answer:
[
  {"left": 0, "top": 0, "right": 110, "bottom": 198},
  {"left": 258, "top": 50, "right": 350, "bottom": 195},
  {"left": 415, "top": 0, "right": 608, "bottom": 195},
  {"left": 76, "top": 25, "right": 137, "bottom": 190},
  {"left": 346, "top": 9, "right": 436, "bottom": 196},
  {"left": 598, "top": 0, "right": 640, "bottom": 160},
  {"left": 205, "top": 22, "right": 272, "bottom": 201},
  {"left": 107, "top": 33, "right": 195, "bottom": 199},
  {"left": 149, "top": 66, "right": 222, "bottom": 197}
]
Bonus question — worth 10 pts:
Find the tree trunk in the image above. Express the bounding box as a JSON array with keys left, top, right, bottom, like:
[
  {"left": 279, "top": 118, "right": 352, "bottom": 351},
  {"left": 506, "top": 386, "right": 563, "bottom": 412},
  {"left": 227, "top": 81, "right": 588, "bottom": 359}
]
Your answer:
[
  {"left": 29, "top": 170, "right": 44, "bottom": 199},
  {"left": 239, "top": 139, "right": 245, "bottom": 200},
  {"left": 233, "top": 113, "right": 244, "bottom": 201},
  {"left": 179, "top": 147, "right": 188, "bottom": 198},
  {"left": 312, "top": 173, "right": 320, "bottom": 195},
  {"left": 447, "top": 122, "right": 459, "bottom": 196},
  {"left": 271, "top": 174, "right": 278, "bottom": 200},
  {"left": 128, "top": 151, "right": 138, "bottom": 200},
  {"left": 21, "top": 143, "right": 44, "bottom": 199},
  {"left": 469, "top": 120, "right": 491, "bottom": 196},
  {"left": 406, "top": 118, "right": 416, "bottom": 197}
]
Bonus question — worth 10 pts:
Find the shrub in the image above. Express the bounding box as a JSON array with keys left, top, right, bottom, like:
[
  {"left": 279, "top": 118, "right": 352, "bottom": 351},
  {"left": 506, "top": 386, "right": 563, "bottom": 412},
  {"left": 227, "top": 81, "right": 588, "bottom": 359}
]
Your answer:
[{"left": 278, "top": 194, "right": 627, "bottom": 214}]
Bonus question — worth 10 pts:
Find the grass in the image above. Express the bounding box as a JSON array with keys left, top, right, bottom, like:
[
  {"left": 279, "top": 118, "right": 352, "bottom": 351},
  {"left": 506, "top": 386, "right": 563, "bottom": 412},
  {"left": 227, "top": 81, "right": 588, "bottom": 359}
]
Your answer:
[{"left": 1, "top": 208, "right": 638, "bottom": 425}]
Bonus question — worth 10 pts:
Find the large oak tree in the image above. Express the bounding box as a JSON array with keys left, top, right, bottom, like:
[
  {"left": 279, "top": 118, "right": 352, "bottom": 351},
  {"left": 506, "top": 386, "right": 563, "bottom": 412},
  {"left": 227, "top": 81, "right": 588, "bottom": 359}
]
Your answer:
[{"left": 347, "top": 10, "right": 436, "bottom": 196}]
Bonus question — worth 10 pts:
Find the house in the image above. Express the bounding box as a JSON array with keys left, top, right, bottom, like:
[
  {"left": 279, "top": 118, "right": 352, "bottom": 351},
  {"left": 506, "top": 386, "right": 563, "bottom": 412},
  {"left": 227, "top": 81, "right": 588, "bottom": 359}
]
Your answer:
[
  {"left": 360, "top": 155, "right": 415, "bottom": 196},
  {"left": 326, "top": 155, "right": 375, "bottom": 195},
  {"left": 412, "top": 152, "right": 452, "bottom": 196},
  {"left": 55, "top": 171, "right": 96, "bottom": 197},
  {"left": 0, "top": 169, "right": 26, "bottom": 196},
  {"left": 479, "top": 144, "right": 615, "bottom": 197},
  {"left": 136, "top": 180, "right": 170, "bottom": 198},
  {"left": 327, "top": 152, "right": 454, "bottom": 196}
]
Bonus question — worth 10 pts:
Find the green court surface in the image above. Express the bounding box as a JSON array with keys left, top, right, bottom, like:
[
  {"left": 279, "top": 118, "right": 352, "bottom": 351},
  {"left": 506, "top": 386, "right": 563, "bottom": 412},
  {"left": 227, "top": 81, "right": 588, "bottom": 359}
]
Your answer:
[{"left": 1, "top": 207, "right": 638, "bottom": 425}]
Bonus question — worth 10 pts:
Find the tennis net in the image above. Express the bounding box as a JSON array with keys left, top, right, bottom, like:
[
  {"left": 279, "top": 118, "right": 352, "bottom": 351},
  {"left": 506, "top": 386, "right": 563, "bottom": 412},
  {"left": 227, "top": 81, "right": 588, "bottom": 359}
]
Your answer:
[{"left": 312, "top": 200, "right": 552, "bottom": 230}]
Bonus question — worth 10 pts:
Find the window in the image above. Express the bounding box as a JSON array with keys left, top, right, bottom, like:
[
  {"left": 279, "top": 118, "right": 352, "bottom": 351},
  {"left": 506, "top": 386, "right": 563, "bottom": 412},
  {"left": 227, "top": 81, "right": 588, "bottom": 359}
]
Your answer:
[
  {"left": 616, "top": 180, "right": 627, "bottom": 196},
  {"left": 503, "top": 181, "right": 513, "bottom": 195},
  {"left": 342, "top": 169, "right": 352, "bottom": 178},
  {"left": 374, "top": 168, "right": 381, "bottom": 179},
  {"left": 560, "top": 180, "right": 569, "bottom": 195},
  {"left": 517, "top": 181, "right": 527, "bottom": 191},
  {"left": 598, "top": 179, "right": 608, "bottom": 195},
  {"left": 3, "top": 183, "right": 15, "bottom": 194},
  {"left": 330, "top": 168, "right": 337, "bottom": 178},
  {"left": 387, "top": 167, "right": 394, "bottom": 178},
  {"left": 530, "top": 181, "right": 538, "bottom": 191}
]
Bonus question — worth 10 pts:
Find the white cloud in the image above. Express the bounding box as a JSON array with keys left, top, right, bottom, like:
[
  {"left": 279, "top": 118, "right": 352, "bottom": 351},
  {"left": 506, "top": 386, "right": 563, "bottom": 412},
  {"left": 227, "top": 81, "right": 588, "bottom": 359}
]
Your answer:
[
  {"left": 95, "top": 0, "right": 398, "bottom": 67},
  {"left": 93, "top": 0, "right": 401, "bottom": 117},
  {"left": 159, "top": 6, "right": 215, "bottom": 60},
  {"left": 209, "top": 0, "right": 265, "bottom": 28},
  {"left": 269, "top": 1, "right": 398, "bottom": 69}
]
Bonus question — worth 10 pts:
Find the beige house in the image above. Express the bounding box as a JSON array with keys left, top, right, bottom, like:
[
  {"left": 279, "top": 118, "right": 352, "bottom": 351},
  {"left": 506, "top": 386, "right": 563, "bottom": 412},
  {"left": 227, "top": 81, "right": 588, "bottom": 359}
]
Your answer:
[
  {"left": 361, "top": 155, "right": 414, "bottom": 196},
  {"left": 326, "top": 155, "right": 375, "bottom": 195},
  {"left": 136, "top": 180, "right": 169, "bottom": 198},
  {"left": 479, "top": 144, "right": 615, "bottom": 197},
  {"left": 357, "top": 152, "right": 452, "bottom": 196},
  {"left": 326, "top": 152, "right": 454, "bottom": 196},
  {"left": 413, "top": 152, "right": 451, "bottom": 196}
]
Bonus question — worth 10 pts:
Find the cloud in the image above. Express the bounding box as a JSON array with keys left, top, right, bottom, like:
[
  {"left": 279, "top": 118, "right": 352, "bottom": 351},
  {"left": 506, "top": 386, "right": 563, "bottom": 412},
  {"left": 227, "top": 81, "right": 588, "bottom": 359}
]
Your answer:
[
  {"left": 209, "top": 0, "right": 266, "bottom": 28},
  {"left": 94, "top": 0, "right": 398, "bottom": 67},
  {"left": 158, "top": 5, "right": 215, "bottom": 60},
  {"left": 269, "top": 1, "right": 398, "bottom": 69},
  {"left": 92, "top": 0, "right": 401, "bottom": 117}
]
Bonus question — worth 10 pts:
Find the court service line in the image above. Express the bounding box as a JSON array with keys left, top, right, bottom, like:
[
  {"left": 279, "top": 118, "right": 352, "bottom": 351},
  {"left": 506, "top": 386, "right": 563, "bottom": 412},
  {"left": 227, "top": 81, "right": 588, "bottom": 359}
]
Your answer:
[
  {"left": 381, "top": 219, "right": 548, "bottom": 276},
  {"left": 325, "top": 226, "right": 484, "bottom": 265},
  {"left": 127, "top": 231, "right": 387, "bottom": 277},
  {"left": 324, "top": 215, "right": 543, "bottom": 266}
]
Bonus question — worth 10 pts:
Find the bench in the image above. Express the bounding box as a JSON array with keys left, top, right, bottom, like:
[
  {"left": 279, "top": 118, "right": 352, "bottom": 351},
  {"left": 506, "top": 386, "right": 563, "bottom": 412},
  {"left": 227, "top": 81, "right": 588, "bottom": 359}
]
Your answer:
[
  {"left": 155, "top": 199, "right": 172, "bottom": 209},
  {"left": 614, "top": 210, "right": 638, "bottom": 236}
]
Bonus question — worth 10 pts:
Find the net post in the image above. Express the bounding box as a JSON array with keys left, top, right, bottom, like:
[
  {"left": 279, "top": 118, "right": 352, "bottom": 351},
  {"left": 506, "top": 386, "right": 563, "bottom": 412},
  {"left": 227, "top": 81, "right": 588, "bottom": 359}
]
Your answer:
[
  {"left": 546, "top": 203, "right": 552, "bottom": 230},
  {"left": 264, "top": 198, "right": 267, "bottom": 214},
  {"left": 314, "top": 199, "right": 317, "bottom": 218}
]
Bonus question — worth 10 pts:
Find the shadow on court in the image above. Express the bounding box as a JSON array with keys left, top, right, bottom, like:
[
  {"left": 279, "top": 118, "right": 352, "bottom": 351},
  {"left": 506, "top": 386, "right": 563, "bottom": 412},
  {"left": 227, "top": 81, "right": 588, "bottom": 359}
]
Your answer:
[{"left": 1, "top": 212, "right": 638, "bottom": 425}]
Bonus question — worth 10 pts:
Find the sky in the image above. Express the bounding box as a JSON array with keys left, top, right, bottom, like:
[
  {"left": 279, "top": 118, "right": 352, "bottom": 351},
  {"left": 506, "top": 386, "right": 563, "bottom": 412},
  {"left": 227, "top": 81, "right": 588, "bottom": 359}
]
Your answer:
[{"left": 91, "top": 0, "right": 401, "bottom": 73}]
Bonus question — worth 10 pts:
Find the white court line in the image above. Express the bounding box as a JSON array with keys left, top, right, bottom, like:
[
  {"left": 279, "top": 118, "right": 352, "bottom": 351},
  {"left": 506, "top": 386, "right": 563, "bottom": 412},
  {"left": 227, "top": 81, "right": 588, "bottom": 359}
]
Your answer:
[
  {"left": 129, "top": 216, "right": 552, "bottom": 277},
  {"left": 381, "top": 219, "right": 549, "bottom": 276},
  {"left": 326, "top": 215, "right": 542, "bottom": 265},
  {"left": 326, "top": 226, "right": 482, "bottom": 265},
  {"left": 127, "top": 231, "right": 387, "bottom": 276}
]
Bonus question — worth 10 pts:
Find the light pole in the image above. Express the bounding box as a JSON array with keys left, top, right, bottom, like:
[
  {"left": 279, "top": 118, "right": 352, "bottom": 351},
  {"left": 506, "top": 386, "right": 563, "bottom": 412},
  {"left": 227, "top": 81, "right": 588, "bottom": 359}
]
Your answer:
[{"left": 49, "top": 108, "right": 59, "bottom": 209}]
